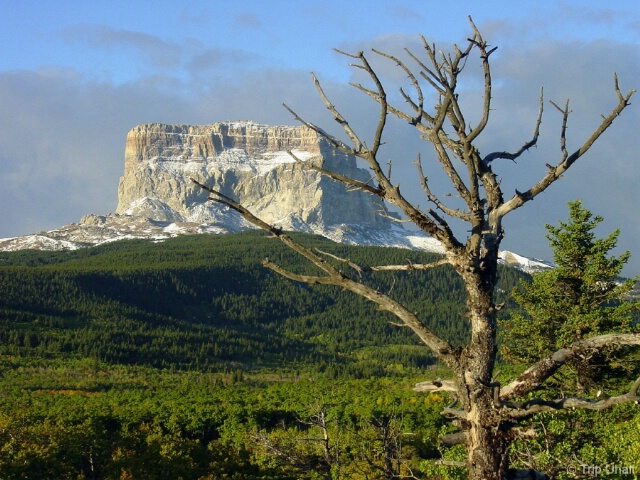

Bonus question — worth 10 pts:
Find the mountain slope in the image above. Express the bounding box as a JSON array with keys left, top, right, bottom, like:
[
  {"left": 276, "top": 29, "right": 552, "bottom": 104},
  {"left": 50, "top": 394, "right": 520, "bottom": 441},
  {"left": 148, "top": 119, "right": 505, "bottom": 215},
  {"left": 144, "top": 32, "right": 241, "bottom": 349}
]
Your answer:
[{"left": 0, "top": 232, "right": 527, "bottom": 372}]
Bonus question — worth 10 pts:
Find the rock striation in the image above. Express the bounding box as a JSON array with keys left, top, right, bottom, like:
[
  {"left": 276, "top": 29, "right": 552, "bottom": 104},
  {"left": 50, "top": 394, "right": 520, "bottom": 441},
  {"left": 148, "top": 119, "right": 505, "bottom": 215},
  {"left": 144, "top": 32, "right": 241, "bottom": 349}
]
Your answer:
[
  {"left": 1, "top": 121, "right": 434, "bottom": 253},
  {"left": 115, "top": 121, "right": 388, "bottom": 232}
]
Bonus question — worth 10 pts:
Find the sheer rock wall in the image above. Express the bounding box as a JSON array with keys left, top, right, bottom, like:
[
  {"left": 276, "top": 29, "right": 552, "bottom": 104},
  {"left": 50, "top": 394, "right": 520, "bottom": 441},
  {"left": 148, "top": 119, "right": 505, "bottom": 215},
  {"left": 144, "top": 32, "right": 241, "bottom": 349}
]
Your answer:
[{"left": 116, "top": 121, "right": 386, "bottom": 231}]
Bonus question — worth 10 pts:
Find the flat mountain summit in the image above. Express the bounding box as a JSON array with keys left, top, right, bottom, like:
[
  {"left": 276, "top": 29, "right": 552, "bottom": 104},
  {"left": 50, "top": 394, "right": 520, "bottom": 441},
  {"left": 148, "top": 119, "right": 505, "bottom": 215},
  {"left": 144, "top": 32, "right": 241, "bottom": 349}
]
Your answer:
[
  {"left": 0, "top": 120, "right": 550, "bottom": 272},
  {"left": 117, "top": 122, "right": 382, "bottom": 226}
]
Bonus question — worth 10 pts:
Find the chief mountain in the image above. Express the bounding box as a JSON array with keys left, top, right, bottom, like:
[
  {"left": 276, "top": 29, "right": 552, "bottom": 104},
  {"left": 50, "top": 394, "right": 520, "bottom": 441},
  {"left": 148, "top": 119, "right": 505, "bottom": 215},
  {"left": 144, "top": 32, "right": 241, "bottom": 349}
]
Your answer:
[{"left": 0, "top": 121, "right": 548, "bottom": 272}]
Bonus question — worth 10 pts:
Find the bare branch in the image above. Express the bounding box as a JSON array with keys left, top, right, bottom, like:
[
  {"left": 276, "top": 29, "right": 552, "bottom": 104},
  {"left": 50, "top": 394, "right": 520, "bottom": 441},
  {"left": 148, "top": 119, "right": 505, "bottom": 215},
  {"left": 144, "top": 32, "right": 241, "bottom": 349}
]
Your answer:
[
  {"left": 428, "top": 41, "right": 474, "bottom": 138},
  {"left": 442, "top": 408, "right": 468, "bottom": 421},
  {"left": 423, "top": 133, "right": 473, "bottom": 208},
  {"left": 500, "top": 333, "right": 640, "bottom": 400},
  {"left": 311, "top": 71, "right": 367, "bottom": 153},
  {"left": 349, "top": 47, "right": 475, "bottom": 209},
  {"left": 364, "top": 257, "right": 450, "bottom": 272},
  {"left": 291, "top": 76, "right": 463, "bottom": 250},
  {"left": 414, "top": 39, "right": 448, "bottom": 94},
  {"left": 481, "top": 88, "right": 544, "bottom": 165},
  {"left": 372, "top": 48, "right": 425, "bottom": 126},
  {"left": 264, "top": 258, "right": 457, "bottom": 365},
  {"left": 350, "top": 51, "right": 388, "bottom": 156},
  {"left": 466, "top": 16, "right": 496, "bottom": 142},
  {"left": 415, "top": 153, "right": 473, "bottom": 221},
  {"left": 191, "top": 179, "right": 277, "bottom": 233},
  {"left": 261, "top": 259, "right": 336, "bottom": 285},
  {"left": 549, "top": 99, "right": 571, "bottom": 162},
  {"left": 315, "top": 248, "right": 364, "bottom": 276},
  {"left": 287, "top": 149, "right": 384, "bottom": 197},
  {"left": 502, "top": 376, "right": 640, "bottom": 419},
  {"left": 495, "top": 79, "right": 635, "bottom": 220},
  {"left": 414, "top": 379, "right": 458, "bottom": 393},
  {"left": 283, "top": 103, "right": 357, "bottom": 155}
]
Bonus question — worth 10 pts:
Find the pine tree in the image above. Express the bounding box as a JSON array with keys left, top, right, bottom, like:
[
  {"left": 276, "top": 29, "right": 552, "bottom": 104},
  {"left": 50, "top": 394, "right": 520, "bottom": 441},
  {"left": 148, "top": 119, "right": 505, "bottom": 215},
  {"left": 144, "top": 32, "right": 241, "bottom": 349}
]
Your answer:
[{"left": 502, "top": 200, "right": 639, "bottom": 393}]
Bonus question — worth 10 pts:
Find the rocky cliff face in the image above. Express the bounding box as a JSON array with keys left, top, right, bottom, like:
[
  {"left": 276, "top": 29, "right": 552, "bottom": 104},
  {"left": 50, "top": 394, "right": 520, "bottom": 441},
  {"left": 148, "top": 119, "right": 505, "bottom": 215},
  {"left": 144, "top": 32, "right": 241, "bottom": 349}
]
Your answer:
[
  {"left": 0, "top": 120, "right": 427, "bottom": 253},
  {"left": 116, "top": 122, "right": 386, "bottom": 231}
]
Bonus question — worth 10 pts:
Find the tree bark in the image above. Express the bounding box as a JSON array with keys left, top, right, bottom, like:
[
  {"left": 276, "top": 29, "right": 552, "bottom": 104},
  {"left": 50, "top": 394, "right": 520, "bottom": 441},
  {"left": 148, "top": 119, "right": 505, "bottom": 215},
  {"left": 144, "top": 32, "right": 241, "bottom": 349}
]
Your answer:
[
  {"left": 459, "top": 263, "right": 508, "bottom": 479},
  {"left": 468, "top": 420, "right": 509, "bottom": 480}
]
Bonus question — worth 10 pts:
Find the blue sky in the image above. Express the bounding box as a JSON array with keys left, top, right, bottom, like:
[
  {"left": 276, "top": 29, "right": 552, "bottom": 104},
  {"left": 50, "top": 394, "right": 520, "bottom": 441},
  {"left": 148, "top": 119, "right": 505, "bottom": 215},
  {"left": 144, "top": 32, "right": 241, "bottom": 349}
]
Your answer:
[{"left": 1, "top": 1, "right": 639, "bottom": 272}]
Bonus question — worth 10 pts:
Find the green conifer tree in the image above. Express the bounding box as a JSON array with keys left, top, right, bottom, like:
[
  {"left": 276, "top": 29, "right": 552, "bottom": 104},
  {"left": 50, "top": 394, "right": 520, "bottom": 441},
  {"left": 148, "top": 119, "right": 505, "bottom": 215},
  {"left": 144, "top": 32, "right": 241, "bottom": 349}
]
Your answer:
[{"left": 502, "top": 200, "right": 639, "bottom": 393}]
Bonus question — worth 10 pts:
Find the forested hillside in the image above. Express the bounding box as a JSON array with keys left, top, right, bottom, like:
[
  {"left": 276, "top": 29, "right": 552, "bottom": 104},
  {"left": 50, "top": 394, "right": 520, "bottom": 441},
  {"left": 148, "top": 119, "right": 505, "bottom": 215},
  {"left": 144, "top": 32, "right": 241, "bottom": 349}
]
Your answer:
[{"left": 0, "top": 231, "right": 523, "bottom": 375}]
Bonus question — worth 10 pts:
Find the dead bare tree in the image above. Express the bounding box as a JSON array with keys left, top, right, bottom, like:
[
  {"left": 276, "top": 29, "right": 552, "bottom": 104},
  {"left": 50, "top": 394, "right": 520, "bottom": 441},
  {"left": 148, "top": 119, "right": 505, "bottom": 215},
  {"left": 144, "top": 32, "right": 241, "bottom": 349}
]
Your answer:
[
  {"left": 361, "top": 411, "right": 420, "bottom": 480},
  {"left": 193, "top": 17, "right": 637, "bottom": 480}
]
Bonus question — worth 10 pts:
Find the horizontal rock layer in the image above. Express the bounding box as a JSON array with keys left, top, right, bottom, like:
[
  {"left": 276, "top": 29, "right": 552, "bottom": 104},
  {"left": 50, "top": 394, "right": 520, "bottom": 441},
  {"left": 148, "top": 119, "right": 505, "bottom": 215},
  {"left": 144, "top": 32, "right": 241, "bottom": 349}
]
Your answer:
[{"left": 116, "top": 121, "right": 387, "bottom": 231}]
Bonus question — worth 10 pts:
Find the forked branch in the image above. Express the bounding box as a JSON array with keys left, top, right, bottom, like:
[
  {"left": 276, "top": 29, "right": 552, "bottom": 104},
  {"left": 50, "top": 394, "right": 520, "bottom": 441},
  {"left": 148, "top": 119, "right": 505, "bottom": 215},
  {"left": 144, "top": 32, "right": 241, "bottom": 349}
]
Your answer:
[
  {"left": 371, "top": 47, "right": 426, "bottom": 126},
  {"left": 415, "top": 153, "right": 473, "bottom": 221},
  {"left": 285, "top": 67, "right": 465, "bottom": 251},
  {"left": 481, "top": 88, "right": 544, "bottom": 165},
  {"left": 287, "top": 149, "right": 384, "bottom": 197},
  {"left": 500, "top": 332, "right": 640, "bottom": 400},
  {"left": 313, "top": 70, "right": 365, "bottom": 153},
  {"left": 283, "top": 103, "right": 358, "bottom": 156},
  {"left": 495, "top": 74, "right": 635, "bottom": 219},
  {"left": 501, "top": 376, "right": 640, "bottom": 419},
  {"left": 315, "top": 248, "right": 450, "bottom": 274},
  {"left": 466, "top": 16, "right": 497, "bottom": 143},
  {"left": 365, "top": 258, "right": 451, "bottom": 272}
]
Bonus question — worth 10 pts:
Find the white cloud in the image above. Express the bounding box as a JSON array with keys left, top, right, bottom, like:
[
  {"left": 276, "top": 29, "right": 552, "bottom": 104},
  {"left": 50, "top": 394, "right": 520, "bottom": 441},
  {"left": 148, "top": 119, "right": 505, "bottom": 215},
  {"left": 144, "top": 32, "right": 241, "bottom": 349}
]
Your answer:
[{"left": 59, "top": 24, "right": 184, "bottom": 69}]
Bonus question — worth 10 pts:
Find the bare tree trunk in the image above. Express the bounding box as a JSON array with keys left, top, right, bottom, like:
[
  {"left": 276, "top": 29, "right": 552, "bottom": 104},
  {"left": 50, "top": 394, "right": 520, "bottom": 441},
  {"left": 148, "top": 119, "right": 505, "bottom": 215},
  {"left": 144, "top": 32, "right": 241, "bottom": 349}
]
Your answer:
[
  {"left": 459, "top": 262, "right": 508, "bottom": 480},
  {"left": 468, "top": 422, "right": 508, "bottom": 480}
]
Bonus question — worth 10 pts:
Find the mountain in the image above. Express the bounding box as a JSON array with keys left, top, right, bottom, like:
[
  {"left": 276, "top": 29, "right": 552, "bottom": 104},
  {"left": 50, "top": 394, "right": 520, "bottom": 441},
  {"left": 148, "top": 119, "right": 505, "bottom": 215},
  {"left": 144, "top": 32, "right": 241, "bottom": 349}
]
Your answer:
[
  {"left": 0, "top": 120, "right": 548, "bottom": 273},
  {"left": 497, "top": 250, "right": 552, "bottom": 274},
  {"left": 116, "top": 122, "right": 388, "bottom": 228}
]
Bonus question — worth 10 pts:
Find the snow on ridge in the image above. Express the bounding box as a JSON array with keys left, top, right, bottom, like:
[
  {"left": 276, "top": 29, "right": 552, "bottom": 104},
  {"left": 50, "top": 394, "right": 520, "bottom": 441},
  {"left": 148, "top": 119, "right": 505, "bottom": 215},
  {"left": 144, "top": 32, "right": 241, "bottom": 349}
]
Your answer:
[
  {"left": 123, "top": 197, "right": 174, "bottom": 216},
  {"left": 406, "top": 235, "right": 446, "bottom": 254},
  {"left": 146, "top": 148, "right": 315, "bottom": 177},
  {"left": 163, "top": 223, "right": 188, "bottom": 234},
  {"left": 499, "top": 250, "right": 553, "bottom": 273},
  {"left": 0, "top": 220, "right": 555, "bottom": 275},
  {"left": 256, "top": 149, "right": 315, "bottom": 175},
  {"left": 221, "top": 121, "right": 301, "bottom": 132},
  {"left": 0, "top": 235, "right": 82, "bottom": 252}
]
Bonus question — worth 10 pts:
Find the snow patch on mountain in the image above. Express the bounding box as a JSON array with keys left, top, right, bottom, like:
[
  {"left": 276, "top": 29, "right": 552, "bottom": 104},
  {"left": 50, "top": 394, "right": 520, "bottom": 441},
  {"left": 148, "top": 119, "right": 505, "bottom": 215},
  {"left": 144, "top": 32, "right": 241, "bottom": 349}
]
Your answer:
[
  {"left": 498, "top": 250, "right": 554, "bottom": 273},
  {"left": 0, "top": 217, "right": 555, "bottom": 274}
]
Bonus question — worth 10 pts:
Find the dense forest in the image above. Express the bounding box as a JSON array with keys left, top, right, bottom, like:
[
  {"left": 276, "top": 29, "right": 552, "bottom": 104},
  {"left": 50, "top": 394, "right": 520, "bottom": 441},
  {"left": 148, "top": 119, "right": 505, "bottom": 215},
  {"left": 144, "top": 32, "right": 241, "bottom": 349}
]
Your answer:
[
  {"left": 0, "top": 232, "right": 637, "bottom": 479},
  {"left": 0, "top": 231, "right": 524, "bottom": 374}
]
